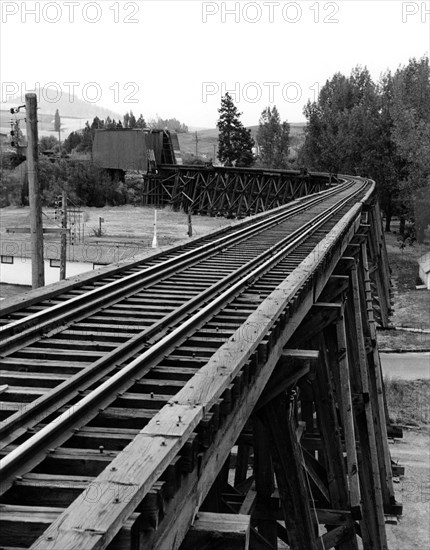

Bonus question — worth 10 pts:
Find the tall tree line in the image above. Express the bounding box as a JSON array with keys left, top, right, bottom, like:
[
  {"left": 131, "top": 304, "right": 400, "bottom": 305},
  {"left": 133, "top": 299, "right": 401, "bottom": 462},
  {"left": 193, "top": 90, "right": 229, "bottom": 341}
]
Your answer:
[{"left": 300, "top": 57, "right": 430, "bottom": 241}]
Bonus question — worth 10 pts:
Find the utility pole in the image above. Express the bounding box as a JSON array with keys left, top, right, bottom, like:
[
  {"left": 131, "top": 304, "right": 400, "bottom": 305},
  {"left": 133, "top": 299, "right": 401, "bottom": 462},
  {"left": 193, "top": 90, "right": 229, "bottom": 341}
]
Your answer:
[
  {"left": 60, "top": 191, "right": 67, "bottom": 280},
  {"left": 26, "top": 93, "right": 45, "bottom": 288},
  {"left": 195, "top": 131, "right": 199, "bottom": 157}
]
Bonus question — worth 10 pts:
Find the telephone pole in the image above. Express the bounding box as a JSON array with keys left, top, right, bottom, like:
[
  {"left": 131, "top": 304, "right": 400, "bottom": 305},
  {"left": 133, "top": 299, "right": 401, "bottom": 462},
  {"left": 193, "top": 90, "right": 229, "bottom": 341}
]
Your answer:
[
  {"left": 25, "top": 93, "right": 45, "bottom": 288},
  {"left": 195, "top": 131, "right": 199, "bottom": 157},
  {"left": 60, "top": 191, "right": 67, "bottom": 280}
]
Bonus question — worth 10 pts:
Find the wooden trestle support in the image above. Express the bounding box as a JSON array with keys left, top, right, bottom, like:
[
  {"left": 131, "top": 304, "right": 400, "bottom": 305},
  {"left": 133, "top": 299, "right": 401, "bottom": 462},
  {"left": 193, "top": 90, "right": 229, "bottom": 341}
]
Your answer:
[
  {"left": 24, "top": 189, "right": 401, "bottom": 550},
  {"left": 178, "top": 200, "right": 401, "bottom": 550}
]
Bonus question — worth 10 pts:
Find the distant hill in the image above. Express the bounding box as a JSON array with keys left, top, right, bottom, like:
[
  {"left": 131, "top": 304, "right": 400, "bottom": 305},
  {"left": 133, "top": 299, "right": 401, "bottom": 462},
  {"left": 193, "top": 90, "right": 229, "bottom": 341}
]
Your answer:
[
  {"left": 1, "top": 86, "right": 122, "bottom": 120},
  {"left": 178, "top": 123, "right": 307, "bottom": 161},
  {"left": 0, "top": 86, "right": 124, "bottom": 140}
]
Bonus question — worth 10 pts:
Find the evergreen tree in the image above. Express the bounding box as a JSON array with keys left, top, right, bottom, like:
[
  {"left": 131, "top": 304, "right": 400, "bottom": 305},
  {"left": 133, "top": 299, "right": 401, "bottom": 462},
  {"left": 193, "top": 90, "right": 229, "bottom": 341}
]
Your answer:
[
  {"left": 217, "top": 93, "right": 254, "bottom": 167},
  {"left": 234, "top": 127, "right": 255, "bottom": 167},
  {"left": 257, "top": 106, "right": 290, "bottom": 168},
  {"left": 136, "top": 114, "right": 147, "bottom": 128},
  {"left": 54, "top": 109, "right": 61, "bottom": 149},
  {"left": 129, "top": 111, "right": 137, "bottom": 128},
  {"left": 63, "top": 131, "right": 82, "bottom": 153}
]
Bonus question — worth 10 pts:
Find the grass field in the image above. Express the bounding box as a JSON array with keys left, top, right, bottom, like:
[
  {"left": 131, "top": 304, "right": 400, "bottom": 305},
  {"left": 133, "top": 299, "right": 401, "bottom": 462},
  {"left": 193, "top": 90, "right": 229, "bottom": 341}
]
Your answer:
[
  {"left": 0, "top": 205, "right": 236, "bottom": 298},
  {"left": 377, "top": 226, "right": 430, "bottom": 350},
  {"left": 385, "top": 378, "right": 430, "bottom": 427}
]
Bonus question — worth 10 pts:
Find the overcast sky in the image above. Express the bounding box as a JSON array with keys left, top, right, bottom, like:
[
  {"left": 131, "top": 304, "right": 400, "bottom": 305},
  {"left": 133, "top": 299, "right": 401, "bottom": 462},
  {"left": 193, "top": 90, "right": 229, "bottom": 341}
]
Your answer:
[{"left": 1, "top": 0, "right": 429, "bottom": 128}]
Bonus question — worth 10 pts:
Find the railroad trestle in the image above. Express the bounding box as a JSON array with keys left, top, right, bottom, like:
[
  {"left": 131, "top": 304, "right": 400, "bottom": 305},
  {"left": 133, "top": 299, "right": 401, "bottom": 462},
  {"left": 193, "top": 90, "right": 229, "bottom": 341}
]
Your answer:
[
  {"left": 144, "top": 165, "right": 336, "bottom": 217},
  {"left": 0, "top": 175, "right": 400, "bottom": 550}
]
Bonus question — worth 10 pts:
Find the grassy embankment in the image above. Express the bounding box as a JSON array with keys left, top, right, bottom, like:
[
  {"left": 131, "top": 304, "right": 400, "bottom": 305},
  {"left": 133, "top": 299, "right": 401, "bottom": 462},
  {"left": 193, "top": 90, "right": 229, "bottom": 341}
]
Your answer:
[
  {"left": 379, "top": 226, "right": 430, "bottom": 427},
  {"left": 377, "top": 229, "right": 430, "bottom": 351}
]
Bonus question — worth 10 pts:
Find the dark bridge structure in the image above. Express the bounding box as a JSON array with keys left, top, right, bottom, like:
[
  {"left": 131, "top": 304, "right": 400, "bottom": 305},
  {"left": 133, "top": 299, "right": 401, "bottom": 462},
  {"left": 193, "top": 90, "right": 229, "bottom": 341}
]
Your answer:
[
  {"left": 144, "top": 165, "right": 338, "bottom": 217},
  {"left": 0, "top": 170, "right": 400, "bottom": 550}
]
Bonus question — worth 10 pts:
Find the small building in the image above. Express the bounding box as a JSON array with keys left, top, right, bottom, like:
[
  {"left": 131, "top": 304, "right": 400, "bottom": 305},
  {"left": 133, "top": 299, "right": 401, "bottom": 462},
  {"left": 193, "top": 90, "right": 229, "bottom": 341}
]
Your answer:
[{"left": 418, "top": 253, "right": 430, "bottom": 289}]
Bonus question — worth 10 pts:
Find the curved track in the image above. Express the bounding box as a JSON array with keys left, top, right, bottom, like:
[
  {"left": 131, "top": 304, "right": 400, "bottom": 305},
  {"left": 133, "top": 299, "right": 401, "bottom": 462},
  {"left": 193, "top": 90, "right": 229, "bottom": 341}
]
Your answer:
[{"left": 0, "top": 176, "right": 373, "bottom": 550}]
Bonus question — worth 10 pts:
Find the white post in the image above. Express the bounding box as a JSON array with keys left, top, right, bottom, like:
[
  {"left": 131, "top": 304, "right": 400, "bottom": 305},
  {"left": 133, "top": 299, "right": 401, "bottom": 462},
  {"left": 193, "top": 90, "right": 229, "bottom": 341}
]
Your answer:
[{"left": 152, "top": 209, "right": 158, "bottom": 248}]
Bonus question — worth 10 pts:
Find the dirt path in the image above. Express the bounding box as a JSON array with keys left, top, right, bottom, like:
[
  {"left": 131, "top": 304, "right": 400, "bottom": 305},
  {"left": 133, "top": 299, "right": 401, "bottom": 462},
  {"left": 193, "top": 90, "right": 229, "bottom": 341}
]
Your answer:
[{"left": 386, "top": 428, "right": 430, "bottom": 549}]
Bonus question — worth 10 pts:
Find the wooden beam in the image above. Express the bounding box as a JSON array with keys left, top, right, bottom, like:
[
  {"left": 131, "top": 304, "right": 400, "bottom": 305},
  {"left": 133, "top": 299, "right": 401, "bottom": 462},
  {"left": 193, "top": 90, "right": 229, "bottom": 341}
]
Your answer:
[
  {"left": 360, "top": 242, "right": 398, "bottom": 513},
  {"left": 282, "top": 349, "right": 319, "bottom": 361},
  {"left": 25, "top": 93, "right": 45, "bottom": 289},
  {"left": 318, "top": 275, "right": 349, "bottom": 303},
  {"left": 335, "top": 309, "right": 361, "bottom": 516},
  {"left": 344, "top": 279, "right": 388, "bottom": 550},
  {"left": 289, "top": 307, "right": 339, "bottom": 348},
  {"left": 252, "top": 415, "right": 277, "bottom": 548},
  {"left": 311, "top": 337, "right": 350, "bottom": 509},
  {"left": 238, "top": 486, "right": 257, "bottom": 515},
  {"left": 234, "top": 442, "right": 251, "bottom": 489},
  {"left": 180, "top": 512, "right": 250, "bottom": 550},
  {"left": 260, "top": 394, "right": 318, "bottom": 550},
  {"left": 350, "top": 265, "right": 389, "bottom": 546},
  {"left": 256, "top": 359, "right": 310, "bottom": 411},
  {"left": 0, "top": 505, "right": 137, "bottom": 550},
  {"left": 316, "top": 524, "right": 353, "bottom": 550}
]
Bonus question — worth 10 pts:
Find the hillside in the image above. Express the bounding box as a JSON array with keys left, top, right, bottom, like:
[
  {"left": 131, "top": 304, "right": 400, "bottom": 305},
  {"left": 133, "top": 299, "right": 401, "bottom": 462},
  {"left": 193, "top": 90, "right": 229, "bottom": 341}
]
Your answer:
[
  {"left": 2, "top": 87, "right": 122, "bottom": 120},
  {"left": 0, "top": 87, "right": 124, "bottom": 140}
]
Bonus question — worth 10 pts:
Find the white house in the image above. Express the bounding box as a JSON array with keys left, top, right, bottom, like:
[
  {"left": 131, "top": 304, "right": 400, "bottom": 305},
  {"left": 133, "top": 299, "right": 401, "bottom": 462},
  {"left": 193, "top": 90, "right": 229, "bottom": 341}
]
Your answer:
[{"left": 418, "top": 253, "right": 430, "bottom": 290}]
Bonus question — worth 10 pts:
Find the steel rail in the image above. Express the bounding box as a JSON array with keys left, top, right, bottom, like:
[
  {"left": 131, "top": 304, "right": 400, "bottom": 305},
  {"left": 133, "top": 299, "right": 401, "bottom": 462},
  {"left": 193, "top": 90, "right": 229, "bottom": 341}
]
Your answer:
[
  {"left": 0, "top": 179, "right": 353, "bottom": 446},
  {"left": 0, "top": 180, "right": 353, "bottom": 356},
  {"left": 0, "top": 178, "right": 367, "bottom": 492}
]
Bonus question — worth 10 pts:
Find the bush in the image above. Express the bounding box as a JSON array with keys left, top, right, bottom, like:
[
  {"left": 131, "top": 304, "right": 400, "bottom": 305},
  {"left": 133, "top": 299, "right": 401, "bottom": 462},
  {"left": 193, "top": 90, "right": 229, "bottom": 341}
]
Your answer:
[{"left": 0, "top": 170, "right": 22, "bottom": 207}]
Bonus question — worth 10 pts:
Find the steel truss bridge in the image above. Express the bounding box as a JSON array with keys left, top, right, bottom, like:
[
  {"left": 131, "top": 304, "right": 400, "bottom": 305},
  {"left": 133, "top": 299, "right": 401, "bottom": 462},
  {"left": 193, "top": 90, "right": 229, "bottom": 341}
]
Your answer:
[{"left": 0, "top": 170, "right": 400, "bottom": 550}]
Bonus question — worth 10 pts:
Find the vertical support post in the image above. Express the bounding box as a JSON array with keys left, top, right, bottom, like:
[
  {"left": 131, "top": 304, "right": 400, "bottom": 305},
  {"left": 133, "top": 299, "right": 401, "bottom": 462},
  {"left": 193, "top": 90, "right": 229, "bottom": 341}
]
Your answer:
[
  {"left": 188, "top": 207, "right": 193, "bottom": 237},
  {"left": 334, "top": 309, "right": 361, "bottom": 514},
  {"left": 346, "top": 267, "right": 389, "bottom": 550},
  {"left": 25, "top": 93, "right": 44, "bottom": 289},
  {"left": 361, "top": 242, "right": 397, "bottom": 509},
  {"left": 252, "top": 415, "right": 277, "bottom": 548},
  {"left": 60, "top": 191, "right": 67, "bottom": 281},
  {"left": 260, "top": 394, "right": 318, "bottom": 550},
  {"left": 368, "top": 206, "right": 391, "bottom": 326},
  {"left": 234, "top": 443, "right": 251, "bottom": 489},
  {"left": 312, "top": 334, "right": 359, "bottom": 549}
]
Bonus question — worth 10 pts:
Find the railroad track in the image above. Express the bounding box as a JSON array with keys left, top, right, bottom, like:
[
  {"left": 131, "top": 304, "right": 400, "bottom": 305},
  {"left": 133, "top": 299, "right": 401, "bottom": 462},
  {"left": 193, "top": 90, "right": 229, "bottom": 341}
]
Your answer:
[{"left": 0, "top": 177, "right": 371, "bottom": 550}]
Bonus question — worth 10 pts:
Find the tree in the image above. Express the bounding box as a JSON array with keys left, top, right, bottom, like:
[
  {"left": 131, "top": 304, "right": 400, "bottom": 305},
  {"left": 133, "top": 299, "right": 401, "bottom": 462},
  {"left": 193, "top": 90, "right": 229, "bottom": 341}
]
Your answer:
[
  {"left": 123, "top": 111, "right": 137, "bottom": 128},
  {"left": 389, "top": 56, "right": 430, "bottom": 239},
  {"left": 63, "top": 131, "right": 82, "bottom": 153},
  {"left": 217, "top": 93, "right": 254, "bottom": 167},
  {"left": 301, "top": 67, "right": 399, "bottom": 225},
  {"left": 257, "top": 106, "right": 290, "bottom": 168},
  {"left": 300, "top": 59, "right": 430, "bottom": 237},
  {"left": 76, "top": 117, "right": 106, "bottom": 153},
  {"left": 148, "top": 116, "right": 188, "bottom": 133},
  {"left": 39, "top": 135, "right": 59, "bottom": 153},
  {"left": 129, "top": 111, "right": 137, "bottom": 128},
  {"left": 54, "top": 109, "right": 61, "bottom": 150},
  {"left": 136, "top": 114, "right": 147, "bottom": 128}
]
